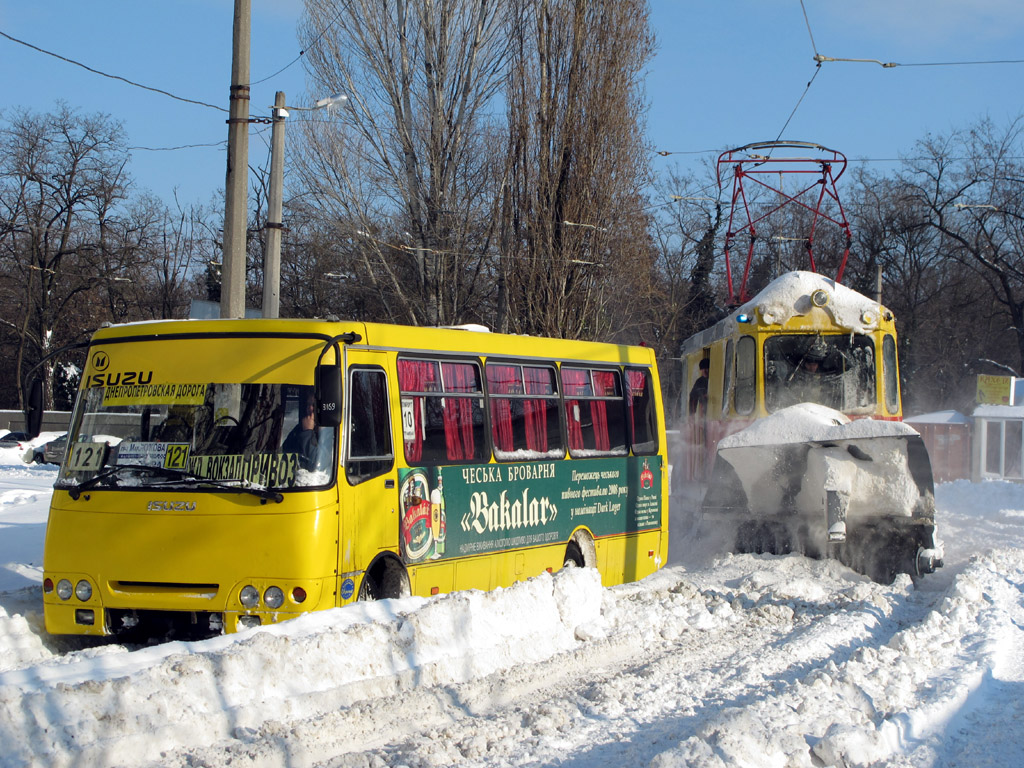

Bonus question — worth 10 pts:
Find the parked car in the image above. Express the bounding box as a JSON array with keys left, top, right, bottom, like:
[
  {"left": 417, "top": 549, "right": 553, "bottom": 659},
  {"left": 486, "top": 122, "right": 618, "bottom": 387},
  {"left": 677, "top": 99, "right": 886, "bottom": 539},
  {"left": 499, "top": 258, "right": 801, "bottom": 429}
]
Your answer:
[
  {"left": 32, "top": 434, "right": 68, "bottom": 465},
  {"left": 0, "top": 431, "right": 30, "bottom": 449}
]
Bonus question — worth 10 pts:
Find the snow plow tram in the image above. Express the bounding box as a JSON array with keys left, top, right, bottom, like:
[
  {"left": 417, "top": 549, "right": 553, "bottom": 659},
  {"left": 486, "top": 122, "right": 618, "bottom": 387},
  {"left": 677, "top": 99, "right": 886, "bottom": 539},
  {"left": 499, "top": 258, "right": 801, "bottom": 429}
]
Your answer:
[{"left": 680, "top": 271, "right": 942, "bottom": 583}]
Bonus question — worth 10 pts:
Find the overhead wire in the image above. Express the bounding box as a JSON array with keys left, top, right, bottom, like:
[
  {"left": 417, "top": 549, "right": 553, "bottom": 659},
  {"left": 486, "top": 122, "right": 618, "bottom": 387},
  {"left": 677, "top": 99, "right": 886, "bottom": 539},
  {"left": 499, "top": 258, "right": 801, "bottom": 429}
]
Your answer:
[
  {"left": 0, "top": 29, "right": 227, "bottom": 113},
  {"left": 248, "top": 0, "right": 352, "bottom": 85}
]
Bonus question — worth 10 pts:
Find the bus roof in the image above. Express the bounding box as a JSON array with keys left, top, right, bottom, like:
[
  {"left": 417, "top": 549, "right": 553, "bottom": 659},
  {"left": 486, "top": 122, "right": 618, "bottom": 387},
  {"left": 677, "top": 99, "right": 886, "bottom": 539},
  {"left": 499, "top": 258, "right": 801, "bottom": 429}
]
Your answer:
[{"left": 90, "top": 318, "right": 659, "bottom": 367}]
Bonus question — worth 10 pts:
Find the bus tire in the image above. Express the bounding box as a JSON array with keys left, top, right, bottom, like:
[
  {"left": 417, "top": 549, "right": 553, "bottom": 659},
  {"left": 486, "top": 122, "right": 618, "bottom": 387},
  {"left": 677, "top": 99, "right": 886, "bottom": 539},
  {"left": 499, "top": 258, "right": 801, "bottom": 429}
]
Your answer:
[
  {"left": 357, "top": 572, "right": 379, "bottom": 601},
  {"left": 563, "top": 541, "right": 585, "bottom": 568},
  {"left": 360, "top": 554, "right": 411, "bottom": 601}
]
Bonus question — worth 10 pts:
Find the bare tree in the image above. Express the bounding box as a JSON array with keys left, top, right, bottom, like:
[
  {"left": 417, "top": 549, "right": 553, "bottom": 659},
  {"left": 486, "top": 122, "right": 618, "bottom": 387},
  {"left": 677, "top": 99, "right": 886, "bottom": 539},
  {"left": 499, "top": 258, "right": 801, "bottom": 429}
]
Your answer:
[
  {"left": 0, "top": 104, "right": 134, "bottom": 408},
  {"left": 848, "top": 169, "right": 994, "bottom": 412},
  {"left": 898, "top": 117, "right": 1024, "bottom": 378},
  {"left": 293, "top": 0, "right": 511, "bottom": 326},
  {"left": 498, "top": 0, "right": 655, "bottom": 339}
]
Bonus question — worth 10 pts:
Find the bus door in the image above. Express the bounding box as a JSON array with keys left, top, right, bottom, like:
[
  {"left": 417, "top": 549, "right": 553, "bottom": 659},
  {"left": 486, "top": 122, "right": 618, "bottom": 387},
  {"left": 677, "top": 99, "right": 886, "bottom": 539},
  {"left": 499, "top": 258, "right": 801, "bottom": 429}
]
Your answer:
[{"left": 340, "top": 355, "right": 398, "bottom": 595}]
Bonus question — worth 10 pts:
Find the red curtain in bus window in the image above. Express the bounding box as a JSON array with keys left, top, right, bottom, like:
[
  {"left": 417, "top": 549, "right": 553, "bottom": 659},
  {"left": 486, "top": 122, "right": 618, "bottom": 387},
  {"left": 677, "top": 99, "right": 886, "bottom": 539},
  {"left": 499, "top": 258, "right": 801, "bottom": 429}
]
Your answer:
[
  {"left": 523, "top": 366, "right": 550, "bottom": 452},
  {"left": 487, "top": 364, "right": 517, "bottom": 453},
  {"left": 441, "top": 362, "right": 476, "bottom": 460},
  {"left": 397, "top": 359, "right": 436, "bottom": 463},
  {"left": 626, "top": 369, "right": 646, "bottom": 445},
  {"left": 591, "top": 370, "right": 616, "bottom": 451},
  {"left": 561, "top": 367, "right": 588, "bottom": 452}
]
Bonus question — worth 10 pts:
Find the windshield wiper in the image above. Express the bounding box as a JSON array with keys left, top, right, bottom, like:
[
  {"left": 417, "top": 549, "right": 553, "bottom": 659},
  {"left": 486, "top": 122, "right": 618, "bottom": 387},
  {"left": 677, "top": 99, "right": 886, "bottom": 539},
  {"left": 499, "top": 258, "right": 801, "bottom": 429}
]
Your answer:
[
  {"left": 66, "top": 464, "right": 284, "bottom": 503},
  {"left": 148, "top": 471, "right": 284, "bottom": 504},
  {"left": 66, "top": 463, "right": 186, "bottom": 499}
]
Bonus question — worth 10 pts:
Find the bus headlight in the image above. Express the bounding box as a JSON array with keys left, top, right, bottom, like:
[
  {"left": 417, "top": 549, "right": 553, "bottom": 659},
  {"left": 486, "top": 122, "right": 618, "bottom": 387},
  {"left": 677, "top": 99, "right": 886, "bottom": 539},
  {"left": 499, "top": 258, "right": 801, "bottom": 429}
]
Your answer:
[
  {"left": 75, "top": 580, "right": 93, "bottom": 601},
  {"left": 56, "top": 579, "right": 73, "bottom": 600},
  {"left": 264, "top": 586, "right": 284, "bottom": 609},
  {"left": 239, "top": 585, "right": 259, "bottom": 608}
]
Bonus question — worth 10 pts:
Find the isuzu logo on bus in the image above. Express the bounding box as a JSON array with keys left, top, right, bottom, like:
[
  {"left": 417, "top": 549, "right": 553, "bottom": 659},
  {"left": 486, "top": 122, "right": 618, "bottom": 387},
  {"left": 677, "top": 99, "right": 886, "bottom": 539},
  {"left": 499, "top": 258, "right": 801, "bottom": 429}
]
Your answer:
[
  {"left": 86, "top": 350, "right": 155, "bottom": 388},
  {"left": 146, "top": 501, "right": 197, "bottom": 512}
]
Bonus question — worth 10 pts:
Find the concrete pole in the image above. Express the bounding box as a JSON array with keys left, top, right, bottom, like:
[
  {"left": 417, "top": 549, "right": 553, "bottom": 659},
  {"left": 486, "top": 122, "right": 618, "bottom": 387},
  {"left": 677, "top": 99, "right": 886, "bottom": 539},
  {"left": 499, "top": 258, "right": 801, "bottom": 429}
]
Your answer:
[
  {"left": 221, "top": 0, "right": 251, "bottom": 319},
  {"left": 263, "top": 91, "right": 286, "bottom": 319}
]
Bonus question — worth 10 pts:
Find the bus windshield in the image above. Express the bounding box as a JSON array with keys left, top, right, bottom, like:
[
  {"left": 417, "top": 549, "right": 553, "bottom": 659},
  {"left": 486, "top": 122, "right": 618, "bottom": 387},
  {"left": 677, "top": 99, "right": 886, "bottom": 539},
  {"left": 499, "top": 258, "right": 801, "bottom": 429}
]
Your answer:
[
  {"left": 56, "top": 382, "right": 336, "bottom": 491},
  {"left": 763, "top": 334, "right": 876, "bottom": 413}
]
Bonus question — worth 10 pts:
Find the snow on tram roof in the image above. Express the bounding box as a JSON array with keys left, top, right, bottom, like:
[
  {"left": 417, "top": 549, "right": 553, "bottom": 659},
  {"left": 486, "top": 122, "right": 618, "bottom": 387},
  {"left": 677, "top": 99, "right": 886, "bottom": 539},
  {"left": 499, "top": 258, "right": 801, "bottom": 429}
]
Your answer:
[
  {"left": 736, "top": 271, "right": 885, "bottom": 334},
  {"left": 681, "top": 271, "right": 887, "bottom": 356}
]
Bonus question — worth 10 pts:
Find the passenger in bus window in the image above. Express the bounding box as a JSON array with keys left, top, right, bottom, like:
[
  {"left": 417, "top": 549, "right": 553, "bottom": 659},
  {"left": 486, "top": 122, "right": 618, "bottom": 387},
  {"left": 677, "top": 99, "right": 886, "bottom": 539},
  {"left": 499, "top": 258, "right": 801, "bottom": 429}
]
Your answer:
[
  {"left": 688, "top": 358, "right": 709, "bottom": 415},
  {"left": 283, "top": 388, "right": 321, "bottom": 471}
]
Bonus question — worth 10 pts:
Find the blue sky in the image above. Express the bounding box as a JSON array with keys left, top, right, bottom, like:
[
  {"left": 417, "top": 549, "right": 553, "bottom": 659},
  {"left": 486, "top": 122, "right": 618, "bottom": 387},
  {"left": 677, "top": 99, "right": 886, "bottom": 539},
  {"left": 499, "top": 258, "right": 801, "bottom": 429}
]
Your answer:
[{"left": 3, "top": 0, "right": 1023, "bottom": 208}]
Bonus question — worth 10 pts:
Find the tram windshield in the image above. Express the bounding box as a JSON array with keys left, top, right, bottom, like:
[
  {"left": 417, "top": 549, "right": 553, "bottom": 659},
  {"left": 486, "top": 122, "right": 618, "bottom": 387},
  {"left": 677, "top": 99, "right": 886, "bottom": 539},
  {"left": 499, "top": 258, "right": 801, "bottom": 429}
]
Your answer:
[{"left": 763, "top": 334, "right": 876, "bottom": 414}]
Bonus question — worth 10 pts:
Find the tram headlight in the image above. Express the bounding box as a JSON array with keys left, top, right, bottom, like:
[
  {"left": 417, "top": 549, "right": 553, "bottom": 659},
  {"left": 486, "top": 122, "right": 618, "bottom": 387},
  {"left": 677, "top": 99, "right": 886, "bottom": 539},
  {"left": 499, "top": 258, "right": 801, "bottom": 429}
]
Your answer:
[
  {"left": 861, "top": 310, "right": 876, "bottom": 325},
  {"left": 56, "top": 579, "right": 73, "bottom": 600},
  {"left": 239, "top": 585, "right": 259, "bottom": 608},
  {"left": 264, "top": 586, "right": 284, "bottom": 609},
  {"left": 811, "top": 289, "right": 830, "bottom": 307},
  {"left": 75, "top": 580, "right": 93, "bottom": 602}
]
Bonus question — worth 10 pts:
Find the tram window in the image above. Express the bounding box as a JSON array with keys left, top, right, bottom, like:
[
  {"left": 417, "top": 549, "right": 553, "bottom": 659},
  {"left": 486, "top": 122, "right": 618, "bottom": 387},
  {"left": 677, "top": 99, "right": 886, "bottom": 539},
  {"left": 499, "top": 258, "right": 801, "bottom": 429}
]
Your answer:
[
  {"left": 764, "top": 335, "right": 877, "bottom": 413},
  {"left": 397, "top": 358, "right": 487, "bottom": 465},
  {"left": 562, "top": 367, "right": 627, "bottom": 457},
  {"left": 883, "top": 334, "right": 899, "bottom": 414},
  {"left": 735, "top": 336, "right": 756, "bottom": 415},
  {"left": 626, "top": 367, "right": 658, "bottom": 455},
  {"left": 347, "top": 368, "right": 393, "bottom": 484},
  {"left": 486, "top": 363, "right": 563, "bottom": 461},
  {"left": 722, "top": 340, "right": 735, "bottom": 416}
]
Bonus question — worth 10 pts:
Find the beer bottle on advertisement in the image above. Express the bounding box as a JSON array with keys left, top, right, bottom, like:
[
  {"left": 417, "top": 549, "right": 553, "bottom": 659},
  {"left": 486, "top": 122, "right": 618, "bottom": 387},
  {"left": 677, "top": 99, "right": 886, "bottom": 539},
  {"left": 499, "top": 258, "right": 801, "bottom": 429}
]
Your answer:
[
  {"left": 436, "top": 471, "right": 446, "bottom": 555},
  {"left": 430, "top": 475, "right": 442, "bottom": 558}
]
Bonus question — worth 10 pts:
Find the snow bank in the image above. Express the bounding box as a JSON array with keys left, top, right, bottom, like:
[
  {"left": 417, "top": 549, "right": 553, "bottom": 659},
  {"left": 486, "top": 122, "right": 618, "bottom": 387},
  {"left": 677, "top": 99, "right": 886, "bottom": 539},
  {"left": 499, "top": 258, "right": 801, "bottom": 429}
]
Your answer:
[
  {"left": 648, "top": 548, "right": 1024, "bottom": 768},
  {"left": 0, "top": 567, "right": 602, "bottom": 768}
]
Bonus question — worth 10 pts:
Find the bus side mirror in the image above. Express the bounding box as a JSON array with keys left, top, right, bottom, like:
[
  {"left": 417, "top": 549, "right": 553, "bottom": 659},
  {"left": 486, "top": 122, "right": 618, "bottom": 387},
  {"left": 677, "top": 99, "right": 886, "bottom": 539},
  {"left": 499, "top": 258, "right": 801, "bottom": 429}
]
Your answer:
[
  {"left": 25, "top": 378, "right": 44, "bottom": 438},
  {"left": 317, "top": 364, "right": 342, "bottom": 427}
]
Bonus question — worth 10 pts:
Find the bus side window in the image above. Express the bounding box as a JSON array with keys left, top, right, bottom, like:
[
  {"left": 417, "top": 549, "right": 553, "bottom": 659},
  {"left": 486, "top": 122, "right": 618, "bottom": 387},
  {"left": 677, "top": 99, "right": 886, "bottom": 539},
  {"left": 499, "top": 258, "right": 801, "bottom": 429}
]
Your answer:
[
  {"left": 562, "top": 367, "right": 627, "bottom": 457},
  {"left": 347, "top": 368, "right": 394, "bottom": 484},
  {"left": 735, "top": 336, "right": 756, "bottom": 415},
  {"left": 487, "top": 363, "right": 563, "bottom": 460},
  {"left": 626, "top": 367, "right": 658, "bottom": 455},
  {"left": 397, "top": 358, "right": 487, "bottom": 465}
]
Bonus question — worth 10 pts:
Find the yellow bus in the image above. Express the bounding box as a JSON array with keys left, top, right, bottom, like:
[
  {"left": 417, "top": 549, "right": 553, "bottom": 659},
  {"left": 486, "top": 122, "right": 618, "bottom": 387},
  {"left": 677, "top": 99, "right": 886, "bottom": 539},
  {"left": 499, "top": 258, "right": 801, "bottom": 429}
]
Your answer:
[{"left": 43, "top": 319, "right": 667, "bottom": 638}]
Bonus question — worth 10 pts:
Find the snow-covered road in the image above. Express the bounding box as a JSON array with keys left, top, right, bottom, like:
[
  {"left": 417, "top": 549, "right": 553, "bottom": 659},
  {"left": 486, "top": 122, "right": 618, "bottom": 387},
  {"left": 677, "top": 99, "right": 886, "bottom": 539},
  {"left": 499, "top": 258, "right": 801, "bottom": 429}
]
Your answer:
[{"left": 0, "top": 439, "right": 1022, "bottom": 767}]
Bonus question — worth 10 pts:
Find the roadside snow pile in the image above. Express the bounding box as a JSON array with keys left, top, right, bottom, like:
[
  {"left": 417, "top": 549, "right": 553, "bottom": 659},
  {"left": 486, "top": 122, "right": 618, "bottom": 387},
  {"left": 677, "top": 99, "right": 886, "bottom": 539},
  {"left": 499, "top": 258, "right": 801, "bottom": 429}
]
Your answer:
[
  {"left": 649, "top": 548, "right": 1024, "bottom": 768},
  {"left": 0, "top": 567, "right": 602, "bottom": 768}
]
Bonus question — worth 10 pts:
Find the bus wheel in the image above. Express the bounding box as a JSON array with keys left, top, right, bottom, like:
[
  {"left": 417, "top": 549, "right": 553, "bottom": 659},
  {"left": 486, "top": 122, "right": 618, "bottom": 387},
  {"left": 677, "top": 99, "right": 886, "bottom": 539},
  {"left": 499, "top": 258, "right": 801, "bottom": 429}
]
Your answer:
[
  {"left": 357, "top": 573, "right": 379, "bottom": 601},
  {"left": 563, "top": 541, "right": 585, "bottom": 569}
]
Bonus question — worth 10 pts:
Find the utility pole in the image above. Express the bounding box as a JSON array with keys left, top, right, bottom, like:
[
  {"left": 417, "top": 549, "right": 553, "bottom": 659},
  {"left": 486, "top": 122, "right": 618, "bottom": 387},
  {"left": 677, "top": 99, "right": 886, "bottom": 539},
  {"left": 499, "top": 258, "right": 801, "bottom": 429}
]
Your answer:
[
  {"left": 263, "top": 91, "right": 286, "bottom": 319},
  {"left": 221, "top": 0, "right": 251, "bottom": 319}
]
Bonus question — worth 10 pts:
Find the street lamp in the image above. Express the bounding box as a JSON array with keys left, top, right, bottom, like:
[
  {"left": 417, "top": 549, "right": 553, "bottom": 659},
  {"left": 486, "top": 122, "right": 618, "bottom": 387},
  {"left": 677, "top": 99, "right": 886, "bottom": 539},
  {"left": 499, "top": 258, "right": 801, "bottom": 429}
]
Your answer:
[
  {"left": 263, "top": 91, "right": 348, "bottom": 319},
  {"left": 562, "top": 220, "right": 608, "bottom": 232}
]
